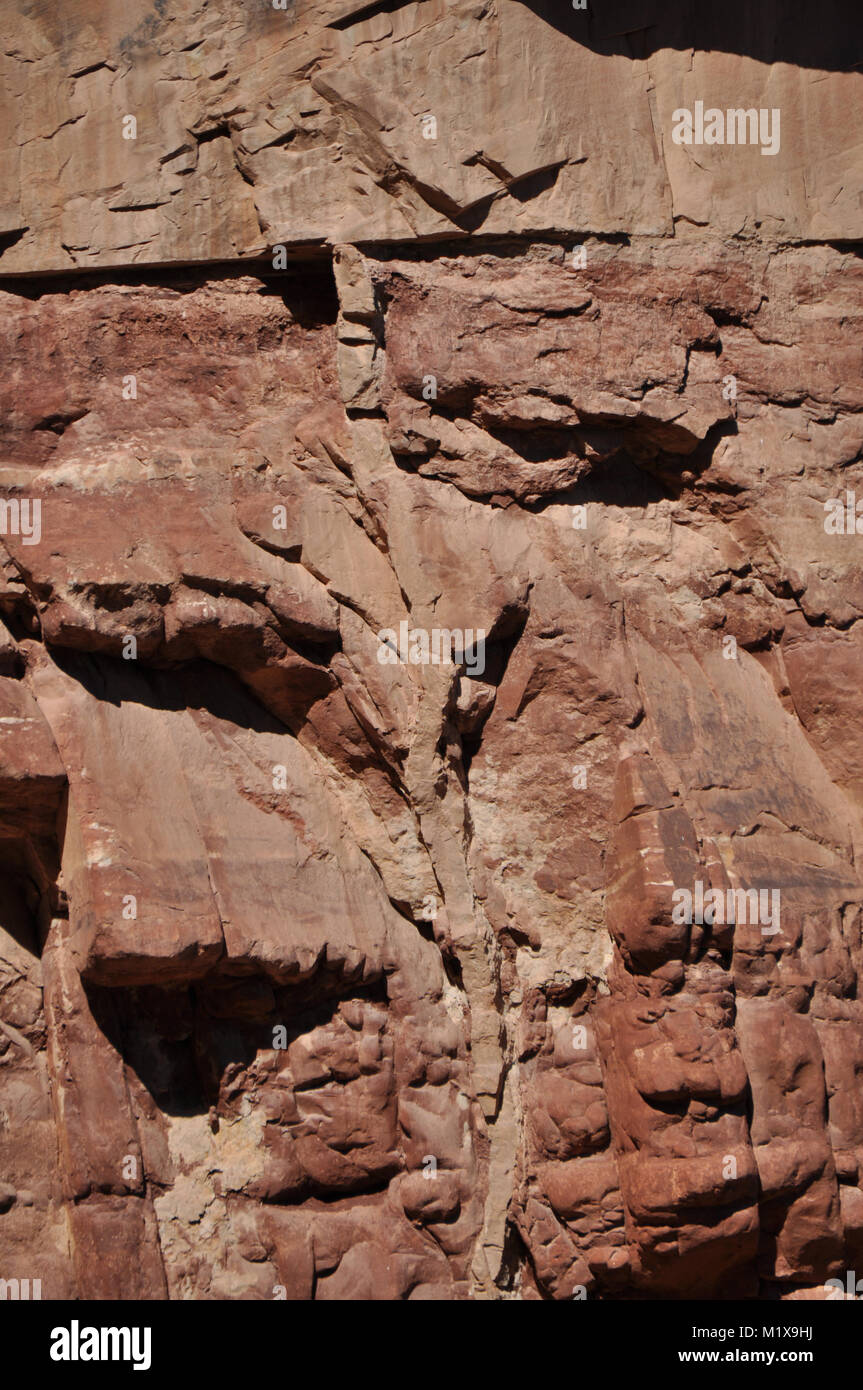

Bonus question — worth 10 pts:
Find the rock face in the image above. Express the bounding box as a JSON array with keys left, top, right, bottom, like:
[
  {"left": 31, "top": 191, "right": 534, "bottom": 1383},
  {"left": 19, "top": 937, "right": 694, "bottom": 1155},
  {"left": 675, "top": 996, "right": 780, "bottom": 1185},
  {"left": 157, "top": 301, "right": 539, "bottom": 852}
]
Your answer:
[{"left": 0, "top": 0, "right": 861, "bottom": 1300}]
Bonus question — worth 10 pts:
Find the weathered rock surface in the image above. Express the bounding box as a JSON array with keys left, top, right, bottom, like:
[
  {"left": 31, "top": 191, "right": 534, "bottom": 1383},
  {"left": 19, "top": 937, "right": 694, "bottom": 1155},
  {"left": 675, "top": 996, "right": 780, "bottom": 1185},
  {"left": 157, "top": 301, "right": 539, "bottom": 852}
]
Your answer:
[
  {"left": 0, "top": 0, "right": 861, "bottom": 1301},
  {"left": 1, "top": 0, "right": 861, "bottom": 273}
]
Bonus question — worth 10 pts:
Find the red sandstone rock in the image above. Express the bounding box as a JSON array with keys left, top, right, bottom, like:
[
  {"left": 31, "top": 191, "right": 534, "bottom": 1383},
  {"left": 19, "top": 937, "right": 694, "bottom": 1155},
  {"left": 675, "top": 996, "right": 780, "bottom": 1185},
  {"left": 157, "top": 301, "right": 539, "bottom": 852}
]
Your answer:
[{"left": 0, "top": 0, "right": 861, "bottom": 1304}]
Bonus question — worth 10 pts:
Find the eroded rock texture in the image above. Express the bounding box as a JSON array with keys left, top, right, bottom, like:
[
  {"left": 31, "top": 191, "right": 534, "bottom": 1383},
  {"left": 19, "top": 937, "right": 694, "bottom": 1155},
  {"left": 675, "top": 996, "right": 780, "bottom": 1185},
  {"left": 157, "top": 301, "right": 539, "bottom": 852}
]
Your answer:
[{"left": 0, "top": 0, "right": 861, "bottom": 1300}]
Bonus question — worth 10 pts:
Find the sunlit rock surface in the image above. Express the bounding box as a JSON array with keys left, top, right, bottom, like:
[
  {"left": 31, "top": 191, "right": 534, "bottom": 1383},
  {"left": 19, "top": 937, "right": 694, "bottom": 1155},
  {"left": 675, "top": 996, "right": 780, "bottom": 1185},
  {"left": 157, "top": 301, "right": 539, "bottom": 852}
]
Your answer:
[{"left": 0, "top": 0, "right": 861, "bottom": 1300}]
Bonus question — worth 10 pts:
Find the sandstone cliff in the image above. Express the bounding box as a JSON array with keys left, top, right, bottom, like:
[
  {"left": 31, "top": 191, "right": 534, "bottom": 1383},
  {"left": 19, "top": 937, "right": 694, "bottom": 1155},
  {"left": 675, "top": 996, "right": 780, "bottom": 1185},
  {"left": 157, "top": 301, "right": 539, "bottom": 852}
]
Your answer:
[{"left": 0, "top": 0, "right": 861, "bottom": 1300}]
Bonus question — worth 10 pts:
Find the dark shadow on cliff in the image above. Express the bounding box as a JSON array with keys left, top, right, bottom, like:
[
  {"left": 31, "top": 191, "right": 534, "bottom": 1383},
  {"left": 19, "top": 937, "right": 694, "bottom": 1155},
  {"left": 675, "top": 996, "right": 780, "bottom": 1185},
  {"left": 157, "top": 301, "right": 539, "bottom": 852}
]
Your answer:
[
  {"left": 49, "top": 650, "right": 293, "bottom": 737},
  {"left": 0, "top": 865, "right": 42, "bottom": 961},
  {"left": 517, "top": 0, "right": 862, "bottom": 73},
  {"left": 87, "top": 975, "right": 389, "bottom": 1119},
  {"left": 0, "top": 261, "right": 339, "bottom": 326}
]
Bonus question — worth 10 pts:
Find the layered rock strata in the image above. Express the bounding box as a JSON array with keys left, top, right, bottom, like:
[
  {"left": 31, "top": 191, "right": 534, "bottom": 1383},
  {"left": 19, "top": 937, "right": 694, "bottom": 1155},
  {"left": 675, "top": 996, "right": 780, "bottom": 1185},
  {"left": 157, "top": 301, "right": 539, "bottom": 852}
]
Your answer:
[{"left": 0, "top": 0, "right": 861, "bottom": 1300}]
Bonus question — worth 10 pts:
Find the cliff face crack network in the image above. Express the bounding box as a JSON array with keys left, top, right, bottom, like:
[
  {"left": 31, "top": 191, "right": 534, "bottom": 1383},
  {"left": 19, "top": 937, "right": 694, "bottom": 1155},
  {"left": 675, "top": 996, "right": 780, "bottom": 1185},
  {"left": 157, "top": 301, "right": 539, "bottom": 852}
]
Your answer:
[{"left": 0, "top": 0, "right": 861, "bottom": 1301}]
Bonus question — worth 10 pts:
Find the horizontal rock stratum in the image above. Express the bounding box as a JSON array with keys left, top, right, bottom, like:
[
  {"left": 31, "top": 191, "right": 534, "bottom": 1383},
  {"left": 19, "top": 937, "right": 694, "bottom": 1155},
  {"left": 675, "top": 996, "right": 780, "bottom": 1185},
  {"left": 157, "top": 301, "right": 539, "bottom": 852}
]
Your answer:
[{"left": 0, "top": 0, "right": 862, "bottom": 1301}]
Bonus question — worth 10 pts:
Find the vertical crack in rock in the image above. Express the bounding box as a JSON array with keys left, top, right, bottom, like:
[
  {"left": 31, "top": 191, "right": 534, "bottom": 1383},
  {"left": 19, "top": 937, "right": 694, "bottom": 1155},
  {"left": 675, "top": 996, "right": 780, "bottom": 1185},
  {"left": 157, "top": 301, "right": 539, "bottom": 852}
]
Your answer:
[{"left": 0, "top": 0, "right": 862, "bottom": 1306}]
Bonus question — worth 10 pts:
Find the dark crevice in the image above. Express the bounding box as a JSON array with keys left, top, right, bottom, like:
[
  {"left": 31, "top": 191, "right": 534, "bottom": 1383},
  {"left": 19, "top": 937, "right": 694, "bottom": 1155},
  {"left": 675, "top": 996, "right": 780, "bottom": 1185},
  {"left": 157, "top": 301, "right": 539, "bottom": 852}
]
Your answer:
[
  {"left": 327, "top": 0, "right": 415, "bottom": 30},
  {"left": 33, "top": 408, "right": 89, "bottom": 435},
  {"left": 357, "top": 232, "right": 631, "bottom": 264},
  {"left": 482, "top": 423, "right": 591, "bottom": 464},
  {"left": 460, "top": 607, "right": 528, "bottom": 780},
  {"left": 69, "top": 60, "right": 116, "bottom": 79},
  {"left": 192, "top": 123, "right": 233, "bottom": 145},
  {"left": 0, "top": 251, "right": 333, "bottom": 291},
  {"left": 0, "top": 227, "right": 27, "bottom": 258}
]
